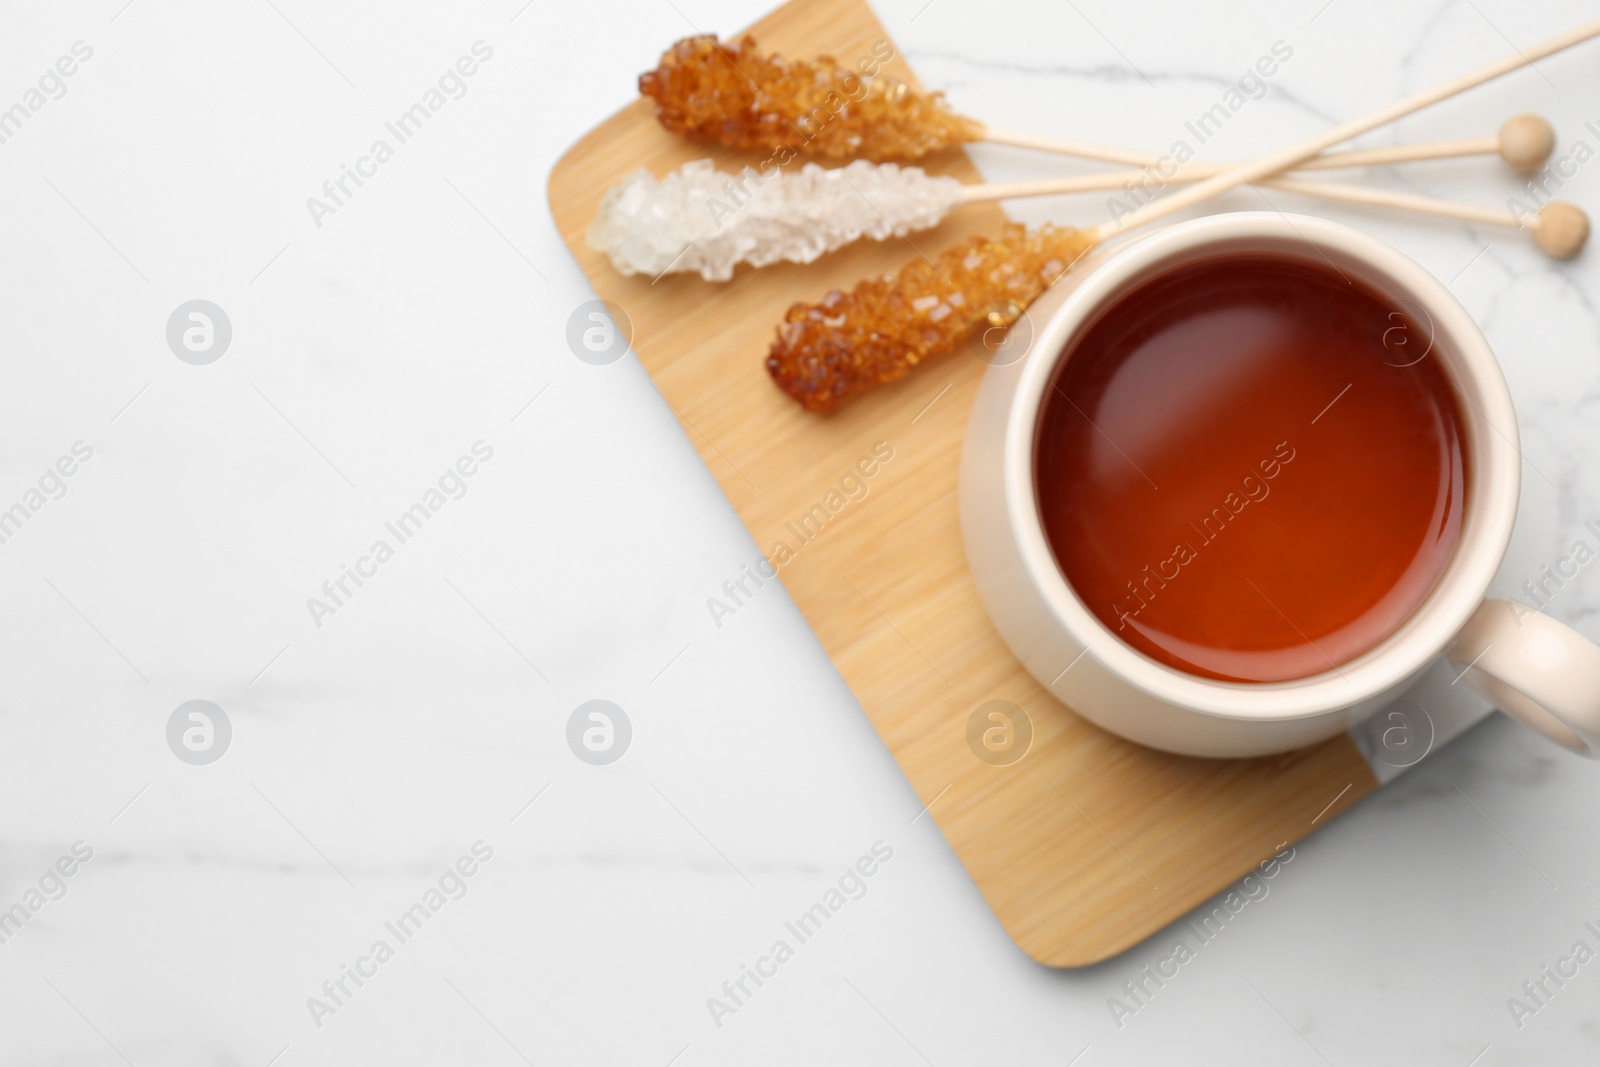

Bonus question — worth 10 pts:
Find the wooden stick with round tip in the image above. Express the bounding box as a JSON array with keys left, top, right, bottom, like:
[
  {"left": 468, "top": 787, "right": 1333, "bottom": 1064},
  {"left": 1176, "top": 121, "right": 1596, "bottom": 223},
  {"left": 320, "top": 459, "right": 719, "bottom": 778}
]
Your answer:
[
  {"left": 965, "top": 115, "right": 1557, "bottom": 197},
  {"left": 978, "top": 114, "right": 1555, "bottom": 177},
  {"left": 976, "top": 128, "right": 1153, "bottom": 167},
  {"left": 960, "top": 163, "right": 1497, "bottom": 203},
  {"left": 1090, "top": 19, "right": 1600, "bottom": 243},
  {"left": 1290, "top": 136, "right": 1499, "bottom": 170},
  {"left": 1529, "top": 201, "right": 1589, "bottom": 258},
  {"left": 959, "top": 172, "right": 1589, "bottom": 258},
  {"left": 947, "top": 116, "right": 1561, "bottom": 211},
  {"left": 1296, "top": 114, "right": 1553, "bottom": 172},
  {"left": 1261, "top": 179, "right": 1588, "bottom": 258},
  {"left": 1495, "top": 114, "right": 1558, "bottom": 171}
]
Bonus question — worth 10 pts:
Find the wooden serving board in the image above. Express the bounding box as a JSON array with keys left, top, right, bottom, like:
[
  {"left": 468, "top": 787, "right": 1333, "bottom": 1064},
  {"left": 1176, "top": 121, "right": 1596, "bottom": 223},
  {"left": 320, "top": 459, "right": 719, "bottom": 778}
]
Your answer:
[{"left": 547, "top": 0, "right": 1377, "bottom": 965}]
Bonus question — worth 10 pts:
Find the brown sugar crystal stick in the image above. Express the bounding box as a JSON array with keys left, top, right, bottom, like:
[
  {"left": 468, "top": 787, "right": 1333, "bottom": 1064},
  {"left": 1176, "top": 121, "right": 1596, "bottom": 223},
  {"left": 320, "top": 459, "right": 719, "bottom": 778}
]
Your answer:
[
  {"left": 764, "top": 222, "right": 1096, "bottom": 413},
  {"left": 766, "top": 19, "right": 1600, "bottom": 413},
  {"left": 642, "top": 36, "right": 1556, "bottom": 175}
]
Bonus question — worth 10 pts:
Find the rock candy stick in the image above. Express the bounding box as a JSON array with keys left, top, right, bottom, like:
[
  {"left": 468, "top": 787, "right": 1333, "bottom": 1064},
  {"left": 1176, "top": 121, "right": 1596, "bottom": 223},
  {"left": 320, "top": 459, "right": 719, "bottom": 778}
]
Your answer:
[
  {"left": 765, "top": 224, "right": 1093, "bottom": 413},
  {"left": 639, "top": 35, "right": 981, "bottom": 162}
]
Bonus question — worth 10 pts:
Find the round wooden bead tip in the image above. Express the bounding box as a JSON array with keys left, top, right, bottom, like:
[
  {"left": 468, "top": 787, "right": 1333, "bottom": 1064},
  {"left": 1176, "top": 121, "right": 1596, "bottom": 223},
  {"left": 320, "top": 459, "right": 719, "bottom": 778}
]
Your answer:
[
  {"left": 1533, "top": 202, "right": 1589, "bottom": 259},
  {"left": 1499, "top": 114, "right": 1555, "bottom": 172}
]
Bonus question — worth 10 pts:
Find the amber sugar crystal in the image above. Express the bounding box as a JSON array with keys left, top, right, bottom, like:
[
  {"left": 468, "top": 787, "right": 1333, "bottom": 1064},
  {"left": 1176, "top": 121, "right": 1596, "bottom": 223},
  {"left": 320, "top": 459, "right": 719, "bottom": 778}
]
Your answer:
[
  {"left": 767, "top": 224, "right": 1095, "bottom": 413},
  {"left": 639, "top": 35, "right": 983, "bottom": 161}
]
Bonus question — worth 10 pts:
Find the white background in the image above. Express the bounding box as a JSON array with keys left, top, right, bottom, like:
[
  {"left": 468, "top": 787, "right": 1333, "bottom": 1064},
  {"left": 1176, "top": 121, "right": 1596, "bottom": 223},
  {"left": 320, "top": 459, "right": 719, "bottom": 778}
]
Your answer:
[{"left": 2, "top": 0, "right": 1599, "bottom": 1063}]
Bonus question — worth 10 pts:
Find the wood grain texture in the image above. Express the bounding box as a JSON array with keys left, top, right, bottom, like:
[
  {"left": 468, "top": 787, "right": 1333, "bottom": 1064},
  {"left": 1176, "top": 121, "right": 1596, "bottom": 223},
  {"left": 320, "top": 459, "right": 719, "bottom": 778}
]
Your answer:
[{"left": 546, "top": 0, "right": 1379, "bottom": 966}]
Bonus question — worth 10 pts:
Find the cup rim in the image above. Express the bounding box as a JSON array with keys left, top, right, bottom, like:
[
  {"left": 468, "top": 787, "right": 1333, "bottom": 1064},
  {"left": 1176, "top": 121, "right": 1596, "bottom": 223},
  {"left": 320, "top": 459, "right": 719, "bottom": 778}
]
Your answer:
[{"left": 1004, "top": 212, "right": 1522, "bottom": 722}]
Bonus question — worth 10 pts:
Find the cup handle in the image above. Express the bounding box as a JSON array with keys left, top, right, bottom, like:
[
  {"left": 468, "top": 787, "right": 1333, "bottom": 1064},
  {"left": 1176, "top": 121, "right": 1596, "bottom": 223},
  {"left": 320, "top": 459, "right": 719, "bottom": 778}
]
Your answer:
[{"left": 1447, "top": 598, "right": 1600, "bottom": 757}]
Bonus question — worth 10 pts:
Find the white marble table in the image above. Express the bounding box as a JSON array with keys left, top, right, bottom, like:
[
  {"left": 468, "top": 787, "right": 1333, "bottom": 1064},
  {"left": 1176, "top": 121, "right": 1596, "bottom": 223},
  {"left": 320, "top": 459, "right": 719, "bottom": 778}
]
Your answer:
[{"left": 2, "top": 0, "right": 1598, "bottom": 1063}]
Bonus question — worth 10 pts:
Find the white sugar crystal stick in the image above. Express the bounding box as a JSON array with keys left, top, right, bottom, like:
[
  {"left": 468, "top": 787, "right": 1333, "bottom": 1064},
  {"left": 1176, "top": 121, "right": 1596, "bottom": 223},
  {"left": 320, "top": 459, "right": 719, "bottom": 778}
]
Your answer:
[
  {"left": 587, "top": 159, "right": 964, "bottom": 282},
  {"left": 590, "top": 152, "right": 1590, "bottom": 281}
]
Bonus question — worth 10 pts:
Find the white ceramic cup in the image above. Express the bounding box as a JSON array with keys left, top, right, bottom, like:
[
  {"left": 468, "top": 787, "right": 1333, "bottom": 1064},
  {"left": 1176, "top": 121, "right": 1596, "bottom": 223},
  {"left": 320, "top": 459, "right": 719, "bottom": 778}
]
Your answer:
[{"left": 960, "top": 212, "right": 1600, "bottom": 758}]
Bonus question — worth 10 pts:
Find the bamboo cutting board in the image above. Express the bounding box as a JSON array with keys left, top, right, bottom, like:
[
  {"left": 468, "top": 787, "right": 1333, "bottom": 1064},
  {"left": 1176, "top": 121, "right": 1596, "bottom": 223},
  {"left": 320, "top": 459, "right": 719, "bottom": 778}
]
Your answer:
[{"left": 547, "top": 0, "right": 1378, "bottom": 965}]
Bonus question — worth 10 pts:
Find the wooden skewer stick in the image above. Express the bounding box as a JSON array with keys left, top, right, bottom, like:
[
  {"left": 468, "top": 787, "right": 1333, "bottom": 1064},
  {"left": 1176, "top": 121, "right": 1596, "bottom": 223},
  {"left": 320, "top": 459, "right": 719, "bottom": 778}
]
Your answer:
[
  {"left": 963, "top": 119, "right": 1554, "bottom": 200},
  {"left": 961, "top": 171, "right": 1587, "bottom": 258},
  {"left": 1301, "top": 114, "right": 1552, "bottom": 171},
  {"left": 961, "top": 166, "right": 1483, "bottom": 204},
  {"left": 1287, "top": 136, "right": 1502, "bottom": 170},
  {"left": 961, "top": 115, "right": 1573, "bottom": 251},
  {"left": 974, "top": 128, "right": 1150, "bottom": 167},
  {"left": 1095, "top": 19, "right": 1600, "bottom": 243},
  {"left": 979, "top": 114, "right": 1555, "bottom": 176},
  {"left": 1262, "top": 178, "right": 1587, "bottom": 258}
]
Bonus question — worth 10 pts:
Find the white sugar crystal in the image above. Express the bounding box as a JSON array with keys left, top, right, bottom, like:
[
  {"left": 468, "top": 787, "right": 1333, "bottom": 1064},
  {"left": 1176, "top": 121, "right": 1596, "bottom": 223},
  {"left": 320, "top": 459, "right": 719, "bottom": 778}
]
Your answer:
[{"left": 586, "top": 158, "right": 965, "bottom": 282}]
